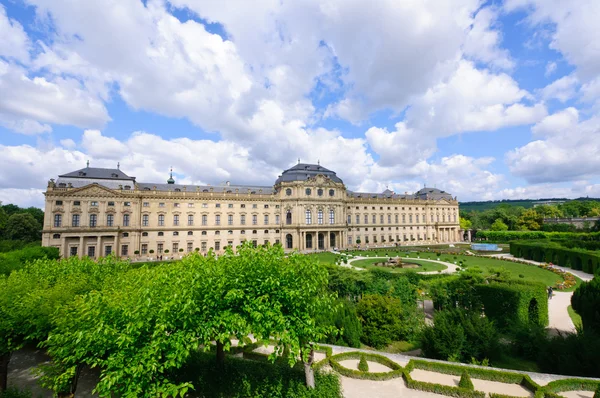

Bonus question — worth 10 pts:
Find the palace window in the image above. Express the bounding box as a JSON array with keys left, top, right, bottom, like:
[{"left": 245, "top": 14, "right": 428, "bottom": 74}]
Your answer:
[
  {"left": 317, "top": 189, "right": 323, "bottom": 196},
  {"left": 228, "top": 230, "right": 233, "bottom": 235},
  {"left": 347, "top": 215, "right": 351, "bottom": 224},
  {"left": 252, "top": 204, "right": 257, "bottom": 209},
  {"left": 158, "top": 214, "right": 165, "bottom": 226},
  {"left": 264, "top": 204, "right": 269, "bottom": 209},
  {"left": 364, "top": 215, "right": 368, "bottom": 224},
  {"left": 215, "top": 215, "right": 221, "bottom": 225},
  {"left": 56, "top": 200, "right": 63, "bottom": 206},
  {"left": 73, "top": 201, "right": 81, "bottom": 206},
  {"left": 107, "top": 214, "right": 114, "bottom": 227},
  {"left": 142, "top": 232, "right": 148, "bottom": 237},
  {"left": 202, "top": 215, "right": 208, "bottom": 225},
  {"left": 142, "top": 214, "right": 149, "bottom": 227},
  {"left": 415, "top": 215, "right": 419, "bottom": 224},
  {"left": 215, "top": 231, "right": 220, "bottom": 235},
  {"left": 228, "top": 215, "right": 233, "bottom": 225},
  {"left": 121, "top": 245, "right": 128, "bottom": 256},
  {"left": 202, "top": 203, "right": 208, "bottom": 208},
  {"left": 91, "top": 201, "right": 98, "bottom": 207},
  {"left": 122, "top": 232, "right": 129, "bottom": 238},
  {"left": 318, "top": 209, "right": 323, "bottom": 225},
  {"left": 216, "top": 203, "right": 221, "bottom": 208},
  {"left": 174, "top": 215, "right": 180, "bottom": 226},
  {"left": 123, "top": 214, "right": 130, "bottom": 227},
  {"left": 141, "top": 244, "right": 148, "bottom": 255},
  {"left": 241, "top": 215, "right": 246, "bottom": 225},
  {"left": 286, "top": 211, "right": 292, "bottom": 225},
  {"left": 252, "top": 215, "right": 257, "bottom": 225},
  {"left": 173, "top": 232, "right": 179, "bottom": 236},
  {"left": 53, "top": 233, "right": 61, "bottom": 239},
  {"left": 275, "top": 214, "right": 280, "bottom": 224},
  {"left": 228, "top": 204, "right": 233, "bottom": 208},
  {"left": 286, "top": 188, "right": 292, "bottom": 196},
  {"left": 188, "top": 215, "right": 194, "bottom": 226},
  {"left": 305, "top": 188, "right": 311, "bottom": 196},
  {"left": 305, "top": 209, "right": 312, "bottom": 225},
  {"left": 402, "top": 215, "right": 406, "bottom": 223},
  {"left": 89, "top": 214, "right": 97, "bottom": 227},
  {"left": 372, "top": 215, "right": 376, "bottom": 224},
  {"left": 143, "top": 202, "right": 149, "bottom": 207},
  {"left": 188, "top": 203, "right": 194, "bottom": 208},
  {"left": 215, "top": 241, "right": 221, "bottom": 251},
  {"left": 159, "top": 203, "right": 165, "bottom": 207},
  {"left": 356, "top": 215, "right": 360, "bottom": 224},
  {"left": 388, "top": 215, "right": 392, "bottom": 224},
  {"left": 241, "top": 204, "right": 246, "bottom": 208},
  {"left": 380, "top": 215, "right": 383, "bottom": 224},
  {"left": 173, "top": 243, "right": 179, "bottom": 252},
  {"left": 157, "top": 243, "right": 163, "bottom": 254},
  {"left": 187, "top": 242, "right": 193, "bottom": 253},
  {"left": 201, "top": 231, "right": 207, "bottom": 235},
  {"left": 174, "top": 203, "right": 180, "bottom": 208},
  {"left": 329, "top": 209, "right": 335, "bottom": 224},
  {"left": 329, "top": 189, "right": 335, "bottom": 196},
  {"left": 264, "top": 215, "right": 269, "bottom": 225},
  {"left": 188, "top": 231, "right": 193, "bottom": 236},
  {"left": 158, "top": 232, "right": 164, "bottom": 237}
]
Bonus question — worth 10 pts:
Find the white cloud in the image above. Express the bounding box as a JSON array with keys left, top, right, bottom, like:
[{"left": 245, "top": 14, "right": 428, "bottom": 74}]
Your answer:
[
  {"left": 0, "top": 189, "right": 45, "bottom": 209},
  {"left": 507, "top": 110, "right": 600, "bottom": 183},
  {"left": 59, "top": 138, "right": 76, "bottom": 149},
  {"left": 0, "top": 61, "right": 110, "bottom": 132},
  {"left": 406, "top": 60, "right": 546, "bottom": 136},
  {"left": 463, "top": 6, "right": 514, "bottom": 69},
  {"left": 0, "top": 5, "right": 30, "bottom": 63},
  {"left": 81, "top": 130, "right": 128, "bottom": 160},
  {"left": 365, "top": 122, "right": 435, "bottom": 168},
  {"left": 545, "top": 61, "right": 557, "bottom": 77},
  {"left": 539, "top": 74, "right": 579, "bottom": 102}
]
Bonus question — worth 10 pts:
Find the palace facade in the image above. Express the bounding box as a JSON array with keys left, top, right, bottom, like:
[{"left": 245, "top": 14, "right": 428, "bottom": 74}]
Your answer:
[{"left": 42, "top": 163, "right": 461, "bottom": 258}]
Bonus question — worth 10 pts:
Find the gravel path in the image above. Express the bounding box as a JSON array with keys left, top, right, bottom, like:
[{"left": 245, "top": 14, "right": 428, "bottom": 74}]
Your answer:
[{"left": 548, "top": 291, "right": 576, "bottom": 333}]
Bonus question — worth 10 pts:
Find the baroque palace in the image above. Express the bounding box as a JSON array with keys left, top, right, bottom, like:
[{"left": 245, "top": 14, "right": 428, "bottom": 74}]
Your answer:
[{"left": 42, "top": 163, "right": 461, "bottom": 258}]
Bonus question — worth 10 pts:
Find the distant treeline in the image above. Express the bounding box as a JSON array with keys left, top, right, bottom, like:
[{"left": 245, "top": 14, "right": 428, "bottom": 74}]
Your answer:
[{"left": 0, "top": 202, "right": 45, "bottom": 252}]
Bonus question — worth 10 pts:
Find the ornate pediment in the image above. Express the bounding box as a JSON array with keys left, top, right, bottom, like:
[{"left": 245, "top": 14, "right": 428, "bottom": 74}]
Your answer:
[
  {"left": 59, "top": 183, "right": 123, "bottom": 198},
  {"left": 305, "top": 174, "right": 334, "bottom": 186}
]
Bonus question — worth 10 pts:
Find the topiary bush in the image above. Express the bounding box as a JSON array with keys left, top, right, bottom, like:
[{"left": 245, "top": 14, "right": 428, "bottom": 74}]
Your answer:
[
  {"left": 358, "top": 354, "right": 369, "bottom": 372},
  {"left": 571, "top": 277, "right": 600, "bottom": 334},
  {"left": 459, "top": 371, "right": 474, "bottom": 390}
]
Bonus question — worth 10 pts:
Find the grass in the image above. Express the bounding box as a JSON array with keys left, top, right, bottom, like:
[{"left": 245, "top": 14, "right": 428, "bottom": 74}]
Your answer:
[
  {"left": 351, "top": 257, "right": 447, "bottom": 273},
  {"left": 567, "top": 305, "right": 583, "bottom": 328},
  {"left": 492, "top": 355, "right": 540, "bottom": 373},
  {"left": 305, "top": 251, "right": 342, "bottom": 265},
  {"left": 383, "top": 340, "right": 420, "bottom": 353}
]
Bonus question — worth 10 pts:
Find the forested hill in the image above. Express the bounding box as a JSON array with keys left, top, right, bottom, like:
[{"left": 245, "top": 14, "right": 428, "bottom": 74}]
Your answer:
[{"left": 459, "top": 198, "right": 600, "bottom": 213}]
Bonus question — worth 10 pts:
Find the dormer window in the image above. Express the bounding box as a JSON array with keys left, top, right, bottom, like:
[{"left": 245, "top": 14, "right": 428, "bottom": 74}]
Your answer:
[
  {"left": 317, "top": 189, "right": 323, "bottom": 196},
  {"left": 286, "top": 188, "right": 292, "bottom": 196},
  {"left": 175, "top": 188, "right": 181, "bottom": 192},
  {"left": 58, "top": 183, "right": 66, "bottom": 188},
  {"left": 144, "top": 187, "right": 151, "bottom": 191},
  {"left": 111, "top": 173, "right": 118, "bottom": 178},
  {"left": 124, "top": 185, "right": 131, "bottom": 190}
]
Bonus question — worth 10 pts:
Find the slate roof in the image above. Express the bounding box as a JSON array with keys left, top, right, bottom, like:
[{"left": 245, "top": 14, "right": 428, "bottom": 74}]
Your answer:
[
  {"left": 55, "top": 178, "right": 134, "bottom": 190},
  {"left": 59, "top": 167, "right": 134, "bottom": 181},
  {"left": 348, "top": 190, "right": 415, "bottom": 200},
  {"left": 275, "top": 163, "right": 343, "bottom": 184},
  {"left": 136, "top": 183, "right": 274, "bottom": 194},
  {"left": 414, "top": 187, "right": 454, "bottom": 200}
]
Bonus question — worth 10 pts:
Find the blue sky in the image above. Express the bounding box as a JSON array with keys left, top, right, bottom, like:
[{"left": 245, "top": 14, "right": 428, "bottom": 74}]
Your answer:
[{"left": 1, "top": 0, "right": 599, "bottom": 208}]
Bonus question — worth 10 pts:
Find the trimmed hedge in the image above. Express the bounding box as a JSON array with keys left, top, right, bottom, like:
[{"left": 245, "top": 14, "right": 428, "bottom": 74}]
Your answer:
[
  {"left": 328, "top": 351, "right": 403, "bottom": 380},
  {"left": 510, "top": 241, "right": 600, "bottom": 275},
  {"left": 0, "top": 246, "right": 60, "bottom": 275},
  {"left": 477, "top": 231, "right": 600, "bottom": 242},
  {"left": 403, "top": 362, "right": 486, "bottom": 398},
  {"left": 476, "top": 280, "right": 549, "bottom": 328},
  {"left": 543, "top": 378, "right": 600, "bottom": 394},
  {"left": 408, "top": 360, "right": 540, "bottom": 391}
]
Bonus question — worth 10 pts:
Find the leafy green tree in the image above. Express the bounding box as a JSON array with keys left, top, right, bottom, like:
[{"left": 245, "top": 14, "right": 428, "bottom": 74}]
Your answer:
[
  {"left": 490, "top": 218, "right": 509, "bottom": 231},
  {"left": 517, "top": 209, "right": 543, "bottom": 231},
  {"left": 459, "top": 217, "right": 472, "bottom": 230},
  {"left": 534, "top": 205, "right": 563, "bottom": 219},
  {"left": 5, "top": 213, "right": 40, "bottom": 242},
  {"left": 356, "top": 294, "right": 422, "bottom": 349},
  {"left": 0, "top": 207, "right": 7, "bottom": 239}
]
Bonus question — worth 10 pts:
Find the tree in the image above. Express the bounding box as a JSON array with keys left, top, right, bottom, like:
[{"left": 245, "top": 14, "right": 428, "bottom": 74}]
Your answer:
[
  {"left": 571, "top": 278, "right": 600, "bottom": 335},
  {"left": 0, "top": 207, "right": 7, "bottom": 239},
  {"left": 517, "top": 209, "right": 543, "bottom": 231},
  {"left": 459, "top": 217, "right": 472, "bottom": 230},
  {"left": 490, "top": 218, "right": 508, "bottom": 231},
  {"left": 5, "top": 213, "right": 40, "bottom": 242}
]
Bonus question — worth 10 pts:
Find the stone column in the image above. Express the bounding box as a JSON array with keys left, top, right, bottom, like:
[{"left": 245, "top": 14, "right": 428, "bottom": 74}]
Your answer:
[
  {"left": 467, "top": 230, "right": 472, "bottom": 242},
  {"left": 79, "top": 236, "right": 85, "bottom": 258},
  {"left": 97, "top": 236, "right": 101, "bottom": 258},
  {"left": 325, "top": 230, "right": 330, "bottom": 250},
  {"left": 62, "top": 238, "right": 69, "bottom": 259}
]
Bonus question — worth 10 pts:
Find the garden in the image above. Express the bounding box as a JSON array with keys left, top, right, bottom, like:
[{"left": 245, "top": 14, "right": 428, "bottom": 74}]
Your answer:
[{"left": 1, "top": 242, "right": 600, "bottom": 398}]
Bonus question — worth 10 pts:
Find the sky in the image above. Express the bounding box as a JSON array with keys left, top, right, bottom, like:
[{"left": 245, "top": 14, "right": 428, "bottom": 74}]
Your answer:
[{"left": 1, "top": 0, "right": 600, "bottom": 209}]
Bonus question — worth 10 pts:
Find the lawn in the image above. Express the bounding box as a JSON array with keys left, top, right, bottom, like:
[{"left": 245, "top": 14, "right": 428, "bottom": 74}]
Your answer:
[
  {"left": 351, "top": 257, "right": 447, "bottom": 273},
  {"left": 305, "top": 251, "right": 341, "bottom": 265},
  {"left": 567, "top": 305, "right": 583, "bottom": 328}
]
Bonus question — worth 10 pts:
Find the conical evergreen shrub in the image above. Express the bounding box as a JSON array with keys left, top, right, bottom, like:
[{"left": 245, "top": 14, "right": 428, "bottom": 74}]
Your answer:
[
  {"left": 458, "top": 371, "right": 474, "bottom": 390},
  {"left": 358, "top": 354, "right": 369, "bottom": 372}
]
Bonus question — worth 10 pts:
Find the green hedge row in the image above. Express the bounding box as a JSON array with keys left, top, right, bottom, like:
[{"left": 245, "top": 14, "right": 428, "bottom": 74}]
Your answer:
[
  {"left": 408, "top": 360, "right": 540, "bottom": 391},
  {"left": 510, "top": 241, "right": 600, "bottom": 274},
  {"left": 476, "top": 231, "right": 600, "bottom": 242},
  {"left": 403, "top": 361, "right": 486, "bottom": 398},
  {"left": 476, "top": 280, "right": 549, "bottom": 328},
  {"left": 0, "top": 246, "right": 60, "bottom": 275},
  {"left": 543, "top": 378, "right": 600, "bottom": 393},
  {"left": 328, "top": 351, "right": 403, "bottom": 380}
]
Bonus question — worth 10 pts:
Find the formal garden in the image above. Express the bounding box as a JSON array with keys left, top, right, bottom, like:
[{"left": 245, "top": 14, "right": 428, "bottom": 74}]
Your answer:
[{"left": 1, "top": 241, "right": 600, "bottom": 398}]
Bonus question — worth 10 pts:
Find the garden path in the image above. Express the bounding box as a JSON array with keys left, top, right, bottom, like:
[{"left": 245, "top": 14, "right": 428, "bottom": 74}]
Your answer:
[
  {"left": 487, "top": 254, "right": 594, "bottom": 281},
  {"left": 548, "top": 291, "right": 576, "bottom": 334}
]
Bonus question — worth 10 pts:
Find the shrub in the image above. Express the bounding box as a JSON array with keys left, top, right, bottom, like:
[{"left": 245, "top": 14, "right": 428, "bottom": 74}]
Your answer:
[
  {"left": 420, "top": 308, "right": 500, "bottom": 363},
  {"left": 594, "top": 384, "right": 599, "bottom": 398},
  {"left": 571, "top": 277, "right": 600, "bottom": 334},
  {"left": 0, "top": 246, "right": 60, "bottom": 275},
  {"left": 317, "top": 299, "right": 362, "bottom": 348},
  {"left": 536, "top": 329, "right": 600, "bottom": 378},
  {"left": 356, "top": 294, "right": 423, "bottom": 348},
  {"left": 459, "top": 371, "right": 474, "bottom": 390},
  {"left": 358, "top": 355, "right": 369, "bottom": 372},
  {"left": 0, "top": 388, "right": 33, "bottom": 398}
]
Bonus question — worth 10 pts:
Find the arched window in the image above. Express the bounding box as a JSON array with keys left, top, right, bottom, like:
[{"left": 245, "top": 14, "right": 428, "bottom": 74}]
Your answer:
[
  {"left": 317, "top": 188, "right": 323, "bottom": 196},
  {"left": 52, "top": 234, "right": 61, "bottom": 239},
  {"left": 305, "top": 188, "right": 311, "bottom": 196},
  {"left": 286, "top": 188, "right": 292, "bottom": 196},
  {"left": 286, "top": 210, "right": 292, "bottom": 225},
  {"left": 306, "top": 233, "right": 313, "bottom": 249},
  {"left": 329, "top": 209, "right": 335, "bottom": 224},
  {"left": 317, "top": 209, "right": 323, "bottom": 225},
  {"left": 201, "top": 231, "right": 207, "bottom": 235},
  {"left": 142, "top": 232, "right": 148, "bottom": 237},
  {"left": 158, "top": 232, "right": 164, "bottom": 237},
  {"left": 329, "top": 189, "right": 335, "bottom": 196},
  {"left": 187, "top": 231, "right": 193, "bottom": 236},
  {"left": 305, "top": 209, "right": 312, "bottom": 225},
  {"left": 286, "top": 234, "right": 293, "bottom": 249}
]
